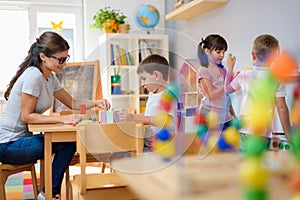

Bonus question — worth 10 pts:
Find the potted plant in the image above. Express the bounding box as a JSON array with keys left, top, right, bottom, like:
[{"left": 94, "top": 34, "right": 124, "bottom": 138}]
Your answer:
[{"left": 90, "top": 6, "right": 127, "bottom": 33}]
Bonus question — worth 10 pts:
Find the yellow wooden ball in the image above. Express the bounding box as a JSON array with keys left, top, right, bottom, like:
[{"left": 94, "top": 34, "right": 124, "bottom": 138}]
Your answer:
[
  {"left": 161, "top": 92, "right": 174, "bottom": 103},
  {"left": 290, "top": 192, "right": 300, "bottom": 200},
  {"left": 238, "top": 158, "right": 269, "bottom": 189},
  {"left": 152, "top": 111, "right": 172, "bottom": 127},
  {"left": 154, "top": 139, "right": 175, "bottom": 158},
  {"left": 207, "top": 134, "right": 219, "bottom": 153},
  {"left": 245, "top": 103, "right": 272, "bottom": 133},
  {"left": 223, "top": 126, "right": 240, "bottom": 147},
  {"left": 206, "top": 111, "right": 219, "bottom": 128}
]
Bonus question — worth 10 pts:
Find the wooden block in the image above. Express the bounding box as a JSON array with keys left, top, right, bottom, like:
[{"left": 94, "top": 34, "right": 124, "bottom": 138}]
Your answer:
[{"left": 107, "top": 111, "right": 113, "bottom": 123}]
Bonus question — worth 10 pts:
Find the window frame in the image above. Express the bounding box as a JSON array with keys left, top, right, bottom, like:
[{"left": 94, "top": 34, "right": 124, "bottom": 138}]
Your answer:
[{"left": 28, "top": 4, "right": 84, "bottom": 61}]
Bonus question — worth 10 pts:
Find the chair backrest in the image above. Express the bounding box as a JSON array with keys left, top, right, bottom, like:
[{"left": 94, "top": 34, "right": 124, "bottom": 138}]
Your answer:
[{"left": 76, "top": 122, "right": 144, "bottom": 154}]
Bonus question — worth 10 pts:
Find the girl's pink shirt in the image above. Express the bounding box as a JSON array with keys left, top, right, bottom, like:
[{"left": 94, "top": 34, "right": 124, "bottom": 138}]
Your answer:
[{"left": 197, "top": 67, "right": 232, "bottom": 123}]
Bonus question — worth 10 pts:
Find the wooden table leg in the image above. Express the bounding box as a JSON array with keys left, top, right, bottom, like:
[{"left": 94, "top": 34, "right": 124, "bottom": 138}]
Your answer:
[
  {"left": 44, "top": 133, "right": 52, "bottom": 200},
  {"left": 78, "top": 136, "right": 87, "bottom": 194},
  {"left": 39, "top": 159, "right": 45, "bottom": 192}
]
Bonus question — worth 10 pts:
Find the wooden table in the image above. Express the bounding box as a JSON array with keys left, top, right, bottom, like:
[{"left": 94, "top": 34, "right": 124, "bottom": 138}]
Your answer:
[
  {"left": 28, "top": 122, "right": 145, "bottom": 199},
  {"left": 28, "top": 123, "right": 77, "bottom": 200},
  {"left": 112, "top": 151, "right": 292, "bottom": 200}
]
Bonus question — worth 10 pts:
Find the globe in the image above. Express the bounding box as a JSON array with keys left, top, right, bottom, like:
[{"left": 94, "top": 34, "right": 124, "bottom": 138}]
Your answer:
[{"left": 135, "top": 4, "right": 160, "bottom": 33}]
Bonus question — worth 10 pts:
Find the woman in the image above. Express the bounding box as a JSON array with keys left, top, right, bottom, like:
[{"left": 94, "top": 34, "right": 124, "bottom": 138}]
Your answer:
[{"left": 0, "top": 31, "right": 110, "bottom": 199}]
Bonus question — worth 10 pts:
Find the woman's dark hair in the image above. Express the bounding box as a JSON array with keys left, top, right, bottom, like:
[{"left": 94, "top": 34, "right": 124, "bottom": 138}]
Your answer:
[
  {"left": 137, "top": 54, "right": 170, "bottom": 81},
  {"left": 4, "top": 31, "right": 69, "bottom": 100},
  {"left": 197, "top": 34, "right": 228, "bottom": 68}
]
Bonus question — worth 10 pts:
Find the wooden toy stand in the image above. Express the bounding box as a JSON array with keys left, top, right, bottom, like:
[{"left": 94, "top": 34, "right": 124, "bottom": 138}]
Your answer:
[{"left": 112, "top": 151, "right": 293, "bottom": 199}]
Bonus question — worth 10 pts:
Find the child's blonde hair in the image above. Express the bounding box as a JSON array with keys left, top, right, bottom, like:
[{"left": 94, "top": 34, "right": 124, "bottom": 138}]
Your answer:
[{"left": 252, "top": 34, "right": 279, "bottom": 62}]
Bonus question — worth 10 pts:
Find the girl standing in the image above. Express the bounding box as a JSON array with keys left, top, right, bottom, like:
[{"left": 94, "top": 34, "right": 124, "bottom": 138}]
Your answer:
[{"left": 197, "top": 34, "right": 235, "bottom": 131}]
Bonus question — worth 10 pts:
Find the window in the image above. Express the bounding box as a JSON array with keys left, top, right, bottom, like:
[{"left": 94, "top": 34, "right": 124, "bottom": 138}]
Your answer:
[
  {"left": 0, "top": 8, "right": 29, "bottom": 92},
  {"left": 37, "top": 12, "right": 76, "bottom": 62},
  {"left": 0, "top": 3, "right": 83, "bottom": 93},
  {"left": 29, "top": 5, "right": 83, "bottom": 62}
]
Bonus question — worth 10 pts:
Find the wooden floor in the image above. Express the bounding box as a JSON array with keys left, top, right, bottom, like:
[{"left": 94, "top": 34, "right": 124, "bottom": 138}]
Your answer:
[
  {"left": 69, "top": 178, "right": 139, "bottom": 200},
  {"left": 60, "top": 163, "right": 139, "bottom": 200}
]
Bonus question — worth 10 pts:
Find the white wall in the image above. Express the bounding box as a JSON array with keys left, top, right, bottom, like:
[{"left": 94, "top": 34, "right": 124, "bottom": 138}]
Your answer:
[
  {"left": 165, "top": 0, "right": 300, "bottom": 71},
  {"left": 165, "top": 0, "right": 300, "bottom": 131},
  {"left": 83, "top": 0, "right": 165, "bottom": 60}
]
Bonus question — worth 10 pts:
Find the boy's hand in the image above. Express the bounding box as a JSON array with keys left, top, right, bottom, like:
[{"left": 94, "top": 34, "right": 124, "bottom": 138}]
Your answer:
[{"left": 118, "top": 111, "right": 133, "bottom": 122}]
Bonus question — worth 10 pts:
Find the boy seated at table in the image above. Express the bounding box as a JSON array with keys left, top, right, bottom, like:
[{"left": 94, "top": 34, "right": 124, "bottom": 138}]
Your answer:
[{"left": 118, "top": 54, "right": 177, "bottom": 152}]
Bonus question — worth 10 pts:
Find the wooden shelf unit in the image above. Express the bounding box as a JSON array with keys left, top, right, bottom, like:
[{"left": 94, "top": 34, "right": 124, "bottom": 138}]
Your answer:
[
  {"left": 98, "top": 33, "right": 169, "bottom": 113},
  {"left": 166, "top": 0, "right": 228, "bottom": 20}
]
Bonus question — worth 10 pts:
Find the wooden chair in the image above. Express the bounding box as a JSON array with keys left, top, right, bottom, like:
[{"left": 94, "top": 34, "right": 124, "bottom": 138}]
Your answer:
[
  {"left": 0, "top": 162, "right": 39, "bottom": 200},
  {"left": 69, "top": 122, "right": 144, "bottom": 199},
  {"left": 60, "top": 110, "right": 109, "bottom": 200}
]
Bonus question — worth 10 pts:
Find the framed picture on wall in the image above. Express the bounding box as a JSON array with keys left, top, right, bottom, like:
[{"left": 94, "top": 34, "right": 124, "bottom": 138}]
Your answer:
[{"left": 52, "top": 60, "right": 102, "bottom": 114}]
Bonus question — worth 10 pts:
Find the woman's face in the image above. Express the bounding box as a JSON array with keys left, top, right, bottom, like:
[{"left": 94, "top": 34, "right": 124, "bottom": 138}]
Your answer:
[
  {"left": 43, "top": 50, "right": 69, "bottom": 74},
  {"left": 207, "top": 48, "right": 226, "bottom": 66}
]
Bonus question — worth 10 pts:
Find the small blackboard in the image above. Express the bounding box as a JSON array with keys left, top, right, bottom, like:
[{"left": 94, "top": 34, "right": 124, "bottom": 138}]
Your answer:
[{"left": 52, "top": 60, "right": 102, "bottom": 113}]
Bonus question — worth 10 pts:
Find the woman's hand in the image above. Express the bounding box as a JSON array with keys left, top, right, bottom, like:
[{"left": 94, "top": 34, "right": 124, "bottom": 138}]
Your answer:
[
  {"left": 96, "top": 99, "right": 111, "bottom": 110},
  {"left": 59, "top": 114, "right": 75, "bottom": 124}
]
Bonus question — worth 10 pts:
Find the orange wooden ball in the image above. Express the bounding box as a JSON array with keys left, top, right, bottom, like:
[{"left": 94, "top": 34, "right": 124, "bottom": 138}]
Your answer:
[
  {"left": 290, "top": 168, "right": 300, "bottom": 191},
  {"left": 291, "top": 101, "right": 300, "bottom": 126},
  {"left": 269, "top": 52, "right": 298, "bottom": 83}
]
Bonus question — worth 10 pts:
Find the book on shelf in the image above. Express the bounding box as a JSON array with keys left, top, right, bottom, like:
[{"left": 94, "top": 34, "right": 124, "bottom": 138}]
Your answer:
[
  {"left": 126, "top": 51, "right": 133, "bottom": 65},
  {"left": 120, "top": 47, "right": 127, "bottom": 65},
  {"left": 139, "top": 86, "right": 148, "bottom": 95},
  {"left": 112, "top": 44, "right": 121, "bottom": 66},
  {"left": 110, "top": 44, "right": 115, "bottom": 65},
  {"left": 110, "top": 44, "right": 133, "bottom": 66},
  {"left": 139, "top": 39, "right": 152, "bottom": 62}
]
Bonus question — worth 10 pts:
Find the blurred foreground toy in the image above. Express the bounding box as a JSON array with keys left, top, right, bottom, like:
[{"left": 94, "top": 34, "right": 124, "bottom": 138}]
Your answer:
[{"left": 269, "top": 52, "right": 298, "bottom": 83}]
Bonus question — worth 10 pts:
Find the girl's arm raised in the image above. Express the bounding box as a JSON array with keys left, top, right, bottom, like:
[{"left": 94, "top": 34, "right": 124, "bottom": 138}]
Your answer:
[{"left": 224, "top": 54, "right": 236, "bottom": 94}]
